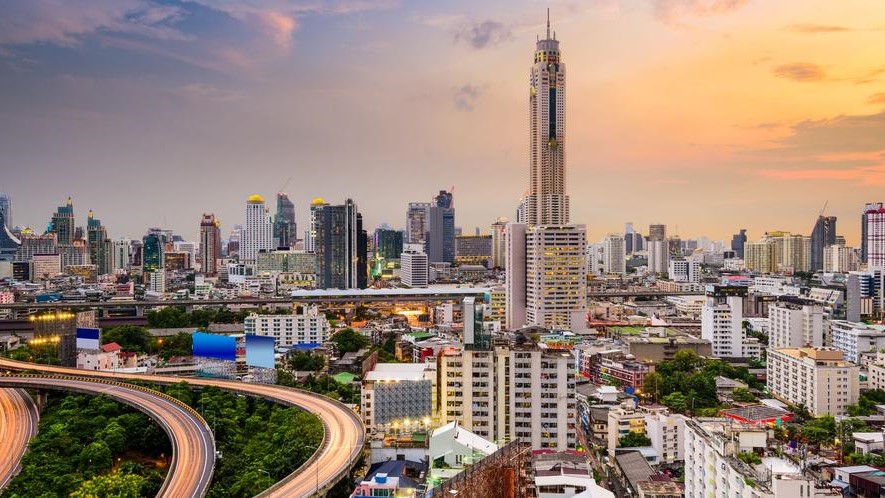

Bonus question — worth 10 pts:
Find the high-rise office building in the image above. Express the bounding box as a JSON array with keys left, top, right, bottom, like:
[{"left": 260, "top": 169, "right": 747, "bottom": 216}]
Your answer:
[
  {"left": 86, "top": 210, "right": 111, "bottom": 275},
  {"left": 273, "top": 192, "right": 296, "bottom": 249},
  {"left": 142, "top": 232, "right": 164, "bottom": 273},
  {"left": 374, "top": 228, "right": 403, "bottom": 261},
  {"left": 647, "top": 224, "right": 669, "bottom": 274},
  {"left": 731, "top": 229, "right": 747, "bottom": 259},
  {"left": 624, "top": 222, "right": 644, "bottom": 254},
  {"left": 0, "top": 209, "right": 19, "bottom": 262},
  {"left": 199, "top": 213, "right": 221, "bottom": 275},
  {"left": 863, "top": 203, "right": 883, "bottom": 264},
  {"left": 241, "top": 194, "right": 274, "bottom": 263},
  {"left": 866, "top": 205, "right": 885, "bottom": 270},
  {"left": 304, "top": 198, "right": 327, "bottom": 253},
  {"left": 406, "top": 202, "right": 431, "bottom": 245},
  {"left": 400, "top": 248, "right": 428, "bottom": 288},
  {"left": 0, "top": 193, "right": 11, "bottom": 230},
  {"left": 454, "top": 235, "right": 492, "bottom": 267},
  {"left": 50, "top": 197, "right": 75, "bottom": 246},
  {"left": 490, "top": 217, "right": 508, "bottom": 269},
  {"left": 112, "top": 238, "right": 132, "bottom": 272},
  {"left": 427, "top": 190, "right": 455, "bottom": 264},
  {"left": 16, "top": 231, "right": 55, "bottom": 262},
  {"left": 525, "top": 12, "right": 568, "bottom": 226},
  {"left": 315, "top": 199, "right": 367, "bottom": 289},
  {"left": 810, "top": 215, "right": 837, "bottom": 271}
]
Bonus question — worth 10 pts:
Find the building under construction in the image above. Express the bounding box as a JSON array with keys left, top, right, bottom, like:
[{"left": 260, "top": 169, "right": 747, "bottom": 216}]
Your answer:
[{"left": 422, "top": 441, "right": 533, "bottom": 498}]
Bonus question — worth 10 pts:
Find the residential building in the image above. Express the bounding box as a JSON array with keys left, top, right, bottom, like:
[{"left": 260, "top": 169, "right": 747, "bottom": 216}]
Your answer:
[
  {"left": 683, "top": 419, "right": 773, "bottom": 498},
  {"left": 0, "top": 193, "right": 10, "bottom": 230},
  {"left": 32, "top": 253, "right": 61, "bottom": 280},
  {"left": 86, "top": 210, "right": 111, "bottom": 275},
  {"left": 148, "top": 270, "right": 166, "bottom": 293},
  {"left": 532, "top": 451, "right": 615, "bottom": 498},
  {"left": 767, "top": 298, "right": 823, "bottom": 349},
  {"left": 668, "top": 258, "right": 699, "bottom": 283},
  {"left": 505, "top": 222, "right": 528, "bottom": 330},
  {"left": 644, "top": 409, "right": 687, "bottom": 464},
  {"left": 437, "top": 328, "right": 576, "bottom": 450},
  {"left": 16, "top": 232, "right": 56, "bottom": 262},
  {"left": 525, "top": 224, "right": 587, "bottom": 330},
  {"left": 49, "top": 197, "right": 75, "bottom": 246},
  {"left": 243, "top": 305, "right": 329, "bottom": 348},
  {"left": 701, "top": 286, "right": 761, "bottom": 359},
  {"left": 241, "top": 194, "right": 274, "bottom": 264},
  {"left": 112, "top": 238, "right": 131, "bottom": 272},
  {"left": 745, "top": 240, "right": 776, "bottom": 273},
  {"left": 863, "top": 203, "right": 883, "bottom": 265},
  {"left": 315, "top": 198, "right": 367, "bottom": 289},
  {"left": 400, "top": 248, "right": 428, "bottom": 288},
  {"left": 607, "top": 402, "right": 646, "bottom": 450},
  {"left": 603, "top": 234, "right": 626, "bottom": 275},
  {"left": 303, "top": 198, "right": 326, "bottom": 253},
  {"left": 829, "top": 320, "right": 885, "bottom": 364},
  {"left": 490, "top": 217, "right": 508, "bottom": 269},
  {"left": 199, "top": 213, "right": 221, "bottom": 275},
  {"left": 625, "top": 222, "right": 644, "bottom": 254},
  {"left": 361, "top": 363, "right": 433, "bottom": 431},
  {"left": 767, "top": 347, "right": 859, "bottom": 416},
  {"left": 647, "top": 224, "right": 669, "bottom": 275},
  {"left": 525, "top": 15, "right": 569, "bottom": 226},
  {"left": 824, "top": 244, "right": 858, "bottom": 272}
]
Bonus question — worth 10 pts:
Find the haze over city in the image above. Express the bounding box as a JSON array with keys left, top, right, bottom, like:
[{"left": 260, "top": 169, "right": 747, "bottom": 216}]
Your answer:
[{"left": 2, "top": 0, "right": 884, "bottom": 243}]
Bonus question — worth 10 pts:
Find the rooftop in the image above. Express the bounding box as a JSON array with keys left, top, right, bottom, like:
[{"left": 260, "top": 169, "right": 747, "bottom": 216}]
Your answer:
[{"left": 365, "top": 363, "right": 428, "bottom": 382}]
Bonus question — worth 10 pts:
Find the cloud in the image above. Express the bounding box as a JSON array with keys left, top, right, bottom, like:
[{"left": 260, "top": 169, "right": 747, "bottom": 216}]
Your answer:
[
  {"left": 782, "top": 23, "right": 853, "bottom": 33},
  {"left": 773, "top": 63, "right": 826, "bottom": 82},
  {"left": 454, "top": 20, "right": 512, "bottom": 49},
  {"left": 453, "top": 85, "right": 482, "bottom": 111},
  {"left": 171, "top": 83, "right": 241, "bottom": 102},
  {"left": 653, "top": 0, "right": 750, "bottom": 25},
  {"left": 0, "top": 0, "right": 189, "bottom": 47},
  {"left": 870, "top": 93, "right": 885, "bottom": 105}
]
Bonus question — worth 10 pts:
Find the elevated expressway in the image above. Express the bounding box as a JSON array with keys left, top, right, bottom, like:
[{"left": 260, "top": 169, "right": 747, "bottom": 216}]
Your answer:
[
  {"left": 0, "top": 388, "right": 39, "bottom": 490},
  {"left": 0, "top": 375, "right": 215, "bottom": 497},
  {"left": 0, "top": 358, "right": 365, "bottom": 498}
]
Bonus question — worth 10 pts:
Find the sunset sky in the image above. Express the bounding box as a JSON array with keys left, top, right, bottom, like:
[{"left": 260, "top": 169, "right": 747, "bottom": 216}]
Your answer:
[{"left": 1, "top": 0, "right": 884, "bottom": 245}]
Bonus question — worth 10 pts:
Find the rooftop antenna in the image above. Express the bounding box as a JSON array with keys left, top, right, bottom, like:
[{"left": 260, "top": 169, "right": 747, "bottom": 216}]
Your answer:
[{"left": 546, "top": 8, "right": 551, "bottom": 39}]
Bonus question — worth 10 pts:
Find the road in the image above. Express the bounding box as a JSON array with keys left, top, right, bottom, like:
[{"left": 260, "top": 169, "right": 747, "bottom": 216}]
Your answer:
[
  {"left": 0, "top": 388, "right": 39, "bottom": 490},
  {"left": 0, "top": 375, "right": 215, "bottom": 498},
  {"left": 0, "top": 358, "right": 365, "bottom": 498}
]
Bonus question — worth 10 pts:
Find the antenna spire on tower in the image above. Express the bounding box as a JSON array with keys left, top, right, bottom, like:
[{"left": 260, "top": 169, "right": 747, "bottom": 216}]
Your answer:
[{"left": 546, "top": 8, "right": 551, "bottom": 39}]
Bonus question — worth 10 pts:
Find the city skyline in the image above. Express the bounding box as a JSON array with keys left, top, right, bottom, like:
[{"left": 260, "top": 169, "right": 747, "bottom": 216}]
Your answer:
[{"left": 2, "top": 0, "right": 884, "bottom": 243}]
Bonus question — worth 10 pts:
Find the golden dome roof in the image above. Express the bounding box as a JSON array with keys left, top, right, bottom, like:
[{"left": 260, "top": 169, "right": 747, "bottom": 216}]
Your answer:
[
  {"left": 311, "top": 197, "right": 327, "bottom": 206},
  {"left": 247, "top": 194, "right": 265, "bottom": 203}
]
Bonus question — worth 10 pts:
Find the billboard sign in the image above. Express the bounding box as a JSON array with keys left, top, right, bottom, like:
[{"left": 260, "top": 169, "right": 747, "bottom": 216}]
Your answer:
[
  {"left": 76, "top": 328, "right": 101, "bottom": 350},
  {"left": 192, "top": 332, "right": 236, "bottom": 361},
  {"left": 245, "top": 334, "right": 275, "bottom": 369}
]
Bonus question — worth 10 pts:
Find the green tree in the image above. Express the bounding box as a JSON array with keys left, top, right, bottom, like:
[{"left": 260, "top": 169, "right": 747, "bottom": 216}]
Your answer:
[
  {"left": 79, "top": 441, "right": 113, "bottom": 474},
  {"left": 732, "top": 388, "right": 756, "bottom": 403},
  {"left": 331, "top": 328, "right": 368, "bottom": 354},
  {"left": 70, "top": 473, "right": 146, "bottom": 498},
  {"left": 287, "top": 351, "right": 325, "bottom": 371},
  {"left": 101, "top": 325, "right": 150, "bottom": 352},
  {"left": 662, "top": 392, "right": 689, "bottom": 413},
  {"left": 618, "top": 432, "right": 652, "bottom": 448}
]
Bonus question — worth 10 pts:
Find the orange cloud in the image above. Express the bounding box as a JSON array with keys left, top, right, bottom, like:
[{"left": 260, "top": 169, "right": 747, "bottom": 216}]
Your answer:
[
  {"left": 773, "top": 63, "right": 826, "bottom": 82},
  {"left": 782, "top": 24, "right": 853, "bottom": 33},
  {"left": 870, "top": 93, "right": 885, "bottom": 105}
]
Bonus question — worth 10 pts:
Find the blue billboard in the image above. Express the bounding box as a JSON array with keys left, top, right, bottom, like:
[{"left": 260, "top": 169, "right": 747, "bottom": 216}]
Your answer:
[
  {"left": 245, "top": 334, "right": 275, "bottom": 369},
  {"left": 192, "top": 332, "right": 236, "bottom": 361},
  {"left": 76, "top": 328, "right": 101, "bottom": 350}
]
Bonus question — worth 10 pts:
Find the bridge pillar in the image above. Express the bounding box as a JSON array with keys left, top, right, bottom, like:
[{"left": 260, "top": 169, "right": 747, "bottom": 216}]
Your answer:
[{"left": 34, "top": 390, "right": 49, "bottom": 410}]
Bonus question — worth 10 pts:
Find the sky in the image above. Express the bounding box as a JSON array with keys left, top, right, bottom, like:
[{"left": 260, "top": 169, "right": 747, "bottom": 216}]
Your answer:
[{"left": 1, "top": 0, "right": 884, "bottom": 245}]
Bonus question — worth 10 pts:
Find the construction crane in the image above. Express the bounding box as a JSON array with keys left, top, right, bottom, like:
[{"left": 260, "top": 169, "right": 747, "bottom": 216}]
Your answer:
[
  {"left": 278, "top": 176, "right": 292, "bottom": 195},
  {"left": 818, "top": 200, "right": 829, "bottom": 217}
]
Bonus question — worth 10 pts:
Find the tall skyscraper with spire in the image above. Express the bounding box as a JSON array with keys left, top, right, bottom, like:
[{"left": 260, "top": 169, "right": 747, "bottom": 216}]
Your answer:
[
  {"left": 506, "top": 12, "right": 587, "bottom": 331},
  {"left": 273, "top": 192, "right": 296, "bottom": 249},
  {"left": 50, "top": 197, "right": 75, "bottom": 246},
  {"left": 526, "top": 10, "right": 568, "bottom": 226}
]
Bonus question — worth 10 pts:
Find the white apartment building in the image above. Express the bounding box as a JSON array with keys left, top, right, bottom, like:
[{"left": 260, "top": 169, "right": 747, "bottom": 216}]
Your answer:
[
  {"left": 644, "top": 409, "right": 687, "bottom": 464},
  {"left": 767, "top": 347, "right": 859, "bottom": 416},
  {"left": 647, "top": 238, "right": 669, "bottom": 275},
  {"left": 666, "top": 295, "right": 706, "bottom": 319},
  {"left": 606, "top": 402, "right": 646, "bottom": 451},
  {"left": 505, "top": 222, "right": 527, "bottom": 330},
  {"left": 824, "top": 245, "right": 859, "bottom": 273},
  {"left": 829, "top": 320, "right": 885, "bottom": 364},
  {"left": 243, "top": 305, "right": 329, "bottom": 347},
  {"left": 867, "top": 351, "right": 885, "bottom": 390},
  {"left": 701, "top": 291, "right": 761, "bottom": 359},
  {"left": 438, "top": 341, "right": 576, "bottom": 451},
  {"left": 668, "top": 258, "right": 700, "bottom": 283},
  {"left": 400, "top": 249, "right": 428, "bottom": 288},
  {"left": 767, "top": 299, "right": 823, "bottom": 349},
  {"left": 602, "top": 234, "right": 626, "bottom": 275},
  {"left": 241, "top": 194, "right": 274, "bottom": 264},
  {"left": 684, "top": 419, "right": 808, "bottom": 498},
  {"left": 867, "top": 206, "right": 885, "bottom": 270},
  {"left": 525, "top": 224, "right": 587, "bottom": 330},
  {"left": 148, "top": 270, "right": 166, "bottom": 294}
]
